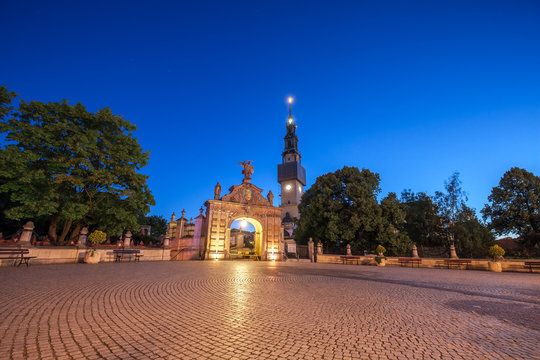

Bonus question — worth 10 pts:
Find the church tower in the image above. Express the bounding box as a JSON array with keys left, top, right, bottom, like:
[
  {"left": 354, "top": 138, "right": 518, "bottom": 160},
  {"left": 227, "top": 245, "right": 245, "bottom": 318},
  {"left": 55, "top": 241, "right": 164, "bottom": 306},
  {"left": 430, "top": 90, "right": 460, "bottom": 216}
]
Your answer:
[{"left": 277, "top": 97, "right": 306, "bottom": 239}]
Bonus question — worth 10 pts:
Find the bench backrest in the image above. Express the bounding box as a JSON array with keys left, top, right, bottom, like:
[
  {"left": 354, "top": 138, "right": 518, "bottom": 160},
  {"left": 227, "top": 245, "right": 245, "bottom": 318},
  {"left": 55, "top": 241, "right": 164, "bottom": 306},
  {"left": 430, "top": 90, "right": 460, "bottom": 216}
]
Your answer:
[
  {"left": 0, "top": 248, "right": 29, "bottom": 254},
  {"left": 399, "top": 258, "right": 421, "bottom": 261},
  {"left": 113, "top": 249, "right": 140, "bottom": 254}
]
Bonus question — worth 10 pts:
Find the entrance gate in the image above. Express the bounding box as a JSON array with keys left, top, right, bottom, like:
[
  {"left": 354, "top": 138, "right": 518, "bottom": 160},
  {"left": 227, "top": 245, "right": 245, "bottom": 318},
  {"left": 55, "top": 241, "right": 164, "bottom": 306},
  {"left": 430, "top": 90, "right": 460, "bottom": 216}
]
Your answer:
[{"left": 203, "top": 164, "right": 283, "bottom": 261}]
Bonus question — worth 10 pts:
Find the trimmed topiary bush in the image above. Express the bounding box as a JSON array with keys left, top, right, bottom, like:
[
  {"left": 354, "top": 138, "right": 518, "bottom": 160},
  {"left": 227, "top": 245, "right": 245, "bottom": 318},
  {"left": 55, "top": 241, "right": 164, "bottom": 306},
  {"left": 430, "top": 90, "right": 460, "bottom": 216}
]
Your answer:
[
  {"left": 489, "top": 245, "right": 505, "bottom": 261},
  {"left": 88, "top": 230, "right": 107, "bottom": 245}
]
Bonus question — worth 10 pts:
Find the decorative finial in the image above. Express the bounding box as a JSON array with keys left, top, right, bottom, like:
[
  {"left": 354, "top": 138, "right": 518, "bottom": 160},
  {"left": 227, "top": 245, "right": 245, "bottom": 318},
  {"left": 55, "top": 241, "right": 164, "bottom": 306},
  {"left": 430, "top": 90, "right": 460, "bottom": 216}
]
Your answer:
[
  {"left": 171, "top": 212, "right": 176, "bottom": 222},
  {"left": 199, "top": 206, "right": 204, "bottom": 215},
  {"left": 181, "top": 209, "right": 186, "bottom": 218}
]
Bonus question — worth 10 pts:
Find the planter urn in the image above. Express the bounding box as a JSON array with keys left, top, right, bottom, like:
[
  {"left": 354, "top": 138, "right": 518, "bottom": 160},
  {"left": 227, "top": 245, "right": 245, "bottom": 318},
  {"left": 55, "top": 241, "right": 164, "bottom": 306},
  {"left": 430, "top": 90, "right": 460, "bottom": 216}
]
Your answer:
[
  {"left": 84, "top": 251, "right": 100, "bottom": 264},
  {"left": 376, "top": 253, "right": 386, "bottom": 266},
  {"left": 488, "top": 261, "right": 502, "bottom": 272}
]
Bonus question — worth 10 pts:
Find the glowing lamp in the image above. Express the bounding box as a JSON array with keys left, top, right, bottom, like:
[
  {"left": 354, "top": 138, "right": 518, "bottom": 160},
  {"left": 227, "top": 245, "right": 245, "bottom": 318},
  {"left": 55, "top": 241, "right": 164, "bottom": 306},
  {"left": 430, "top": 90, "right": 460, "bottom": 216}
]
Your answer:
[
  {"left": 288, "top": 97, "right": 293, "bottom": 104},
  {"left": 240, "top": 220, "right": 248, "bottom": 228}
]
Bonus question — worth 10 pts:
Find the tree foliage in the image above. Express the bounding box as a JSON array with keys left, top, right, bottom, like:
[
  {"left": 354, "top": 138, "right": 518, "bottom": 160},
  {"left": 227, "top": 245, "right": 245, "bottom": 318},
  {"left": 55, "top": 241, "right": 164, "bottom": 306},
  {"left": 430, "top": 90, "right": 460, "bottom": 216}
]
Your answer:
[
  {"left": 0, "top": 87, "right": 154, "bottom": 244},
  {"left": 138, "top": 215, "right": 167, "bottom": 237},
  {"left": 296, "top": 166, "right": 381, "bottom": 249},
  {"left": 482, "top": 167, "right": 540, "bottom": 248},
  {"left": 296, "top": 167, "right": 413, "bottom": 255},
  {"left": 376, "top": 192, "right": 413, "bottom": 256},
  {"left": 453, "top": 206, "right": 494, "bottom": 257},
  {"left": 431, "top": 172, "right": 494, "bottom": 254},
  {"left": 0, "top": 86, "right": 16, "bottom": 120},
  {"left": 434, "top": 171, "right": 468, "bottom": 243},
  {"left": 401, "top": 190, "right": 445, "bottom": 247},
  {"left": 0, "top": 86, "right": 20, "bottom": 235}
]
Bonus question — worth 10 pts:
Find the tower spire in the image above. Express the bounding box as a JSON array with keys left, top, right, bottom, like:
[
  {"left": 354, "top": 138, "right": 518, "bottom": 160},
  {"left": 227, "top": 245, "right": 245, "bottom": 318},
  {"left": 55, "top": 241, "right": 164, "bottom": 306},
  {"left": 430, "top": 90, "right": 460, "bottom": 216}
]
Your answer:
[{"left": 288, "top": 97, "right": 293, "bottom": 117}]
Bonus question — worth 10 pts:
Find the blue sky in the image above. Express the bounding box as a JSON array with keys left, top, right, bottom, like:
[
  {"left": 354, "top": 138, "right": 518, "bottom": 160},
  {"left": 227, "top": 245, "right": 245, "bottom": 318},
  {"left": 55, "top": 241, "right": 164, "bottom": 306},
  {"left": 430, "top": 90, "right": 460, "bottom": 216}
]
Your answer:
[{"left": 1, "top": 0, "right": 539, "bottom": 221}]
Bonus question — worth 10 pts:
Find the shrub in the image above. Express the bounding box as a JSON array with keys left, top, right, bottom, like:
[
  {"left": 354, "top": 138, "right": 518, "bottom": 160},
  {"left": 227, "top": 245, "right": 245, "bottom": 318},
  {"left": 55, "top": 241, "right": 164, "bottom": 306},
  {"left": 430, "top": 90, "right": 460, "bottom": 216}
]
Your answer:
[
  {"left": 489, "top": 245, "right": 505, "bottom": 261},
  {"left": 88, "top": 230, "right": 107, "bottom": 245}
]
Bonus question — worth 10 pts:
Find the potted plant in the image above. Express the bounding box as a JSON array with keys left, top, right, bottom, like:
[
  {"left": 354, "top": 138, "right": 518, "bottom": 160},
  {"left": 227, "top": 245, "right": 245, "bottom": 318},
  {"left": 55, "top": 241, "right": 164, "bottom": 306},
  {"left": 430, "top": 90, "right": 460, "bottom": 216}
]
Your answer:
[
  {"left": 375, "top": 245, "right": 386, "bottom": 267},
  {"left": 488, "top": 244, "right": 505, "bottom": 272},
  {"left": 84, "top": 230, "right": 107, "bottom": 264}
]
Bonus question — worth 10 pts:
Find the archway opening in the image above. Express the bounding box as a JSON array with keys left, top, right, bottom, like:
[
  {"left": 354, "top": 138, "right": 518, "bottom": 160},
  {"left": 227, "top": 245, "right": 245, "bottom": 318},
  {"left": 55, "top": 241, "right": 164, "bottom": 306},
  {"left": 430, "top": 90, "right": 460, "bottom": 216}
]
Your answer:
[{"left": 229, "top": 218, "right": 262, "bottom": 260}]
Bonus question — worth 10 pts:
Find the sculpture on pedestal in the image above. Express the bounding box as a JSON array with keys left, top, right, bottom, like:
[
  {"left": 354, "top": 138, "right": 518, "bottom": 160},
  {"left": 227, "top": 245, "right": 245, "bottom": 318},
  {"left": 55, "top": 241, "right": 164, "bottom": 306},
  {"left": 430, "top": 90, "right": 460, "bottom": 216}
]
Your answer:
[
  {"left": 239, "top": 161, "right": 254, "bottom": 183},
  {"left": 214, "top": 182, "right": 221, "bottom": 200},
  {"left": 267, "top": 190, "right": 274, "bottom": 205}
]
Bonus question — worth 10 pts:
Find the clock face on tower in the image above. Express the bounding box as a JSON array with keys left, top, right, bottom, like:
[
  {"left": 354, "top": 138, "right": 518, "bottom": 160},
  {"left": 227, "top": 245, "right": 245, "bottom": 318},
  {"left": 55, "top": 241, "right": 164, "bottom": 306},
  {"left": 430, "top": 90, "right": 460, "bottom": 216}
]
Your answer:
[{"left": 285, "top": 184, "right": 292, "bottom": 191}]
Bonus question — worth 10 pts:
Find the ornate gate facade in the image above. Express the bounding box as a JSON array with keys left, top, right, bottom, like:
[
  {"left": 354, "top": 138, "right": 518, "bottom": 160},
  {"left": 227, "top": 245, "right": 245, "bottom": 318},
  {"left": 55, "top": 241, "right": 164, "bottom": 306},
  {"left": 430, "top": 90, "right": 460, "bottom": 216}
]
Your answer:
[{"left": 203, "top": 163, "right": 283, "bottom": 261}]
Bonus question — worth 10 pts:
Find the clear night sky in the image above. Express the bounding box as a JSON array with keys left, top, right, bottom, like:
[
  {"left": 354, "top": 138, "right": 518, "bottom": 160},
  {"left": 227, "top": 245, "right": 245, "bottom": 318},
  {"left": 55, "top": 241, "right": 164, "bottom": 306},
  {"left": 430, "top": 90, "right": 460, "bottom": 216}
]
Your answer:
[{"left": 1, "top": 1, "right": 539, "bottom": 220}]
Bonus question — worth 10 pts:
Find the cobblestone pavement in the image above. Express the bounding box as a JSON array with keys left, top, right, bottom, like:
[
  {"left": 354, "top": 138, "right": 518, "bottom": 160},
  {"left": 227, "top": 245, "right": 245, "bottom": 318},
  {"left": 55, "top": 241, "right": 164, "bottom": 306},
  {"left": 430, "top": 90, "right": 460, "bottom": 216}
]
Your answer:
[{"left": 1, "top": 262, "right": 539, "bottom": 360}]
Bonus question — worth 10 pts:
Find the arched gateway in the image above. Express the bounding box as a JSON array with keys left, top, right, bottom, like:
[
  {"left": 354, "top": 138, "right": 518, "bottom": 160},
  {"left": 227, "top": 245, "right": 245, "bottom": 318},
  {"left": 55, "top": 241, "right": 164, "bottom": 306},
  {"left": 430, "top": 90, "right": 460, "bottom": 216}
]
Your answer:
[{"left": 203, "top": 162, "right": 283, "bottom": 261}]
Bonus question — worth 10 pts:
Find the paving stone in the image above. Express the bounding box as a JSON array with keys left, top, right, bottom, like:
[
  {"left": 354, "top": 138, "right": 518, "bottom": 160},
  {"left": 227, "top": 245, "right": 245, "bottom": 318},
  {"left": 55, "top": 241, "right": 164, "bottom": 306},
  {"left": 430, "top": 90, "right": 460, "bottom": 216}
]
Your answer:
[{"left": 0, "top": 262, "right": 539, "bottom": 359}]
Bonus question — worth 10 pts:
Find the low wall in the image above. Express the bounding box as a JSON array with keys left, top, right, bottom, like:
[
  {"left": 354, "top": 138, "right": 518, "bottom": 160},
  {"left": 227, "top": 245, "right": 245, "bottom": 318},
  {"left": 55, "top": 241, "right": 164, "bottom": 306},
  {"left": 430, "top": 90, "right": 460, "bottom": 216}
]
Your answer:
[
  {"left": 317, "top": 254, "right": 539, "bottom": 273},
  {"left": 0, "top": 247, "right": 171, "bottom": 266}
]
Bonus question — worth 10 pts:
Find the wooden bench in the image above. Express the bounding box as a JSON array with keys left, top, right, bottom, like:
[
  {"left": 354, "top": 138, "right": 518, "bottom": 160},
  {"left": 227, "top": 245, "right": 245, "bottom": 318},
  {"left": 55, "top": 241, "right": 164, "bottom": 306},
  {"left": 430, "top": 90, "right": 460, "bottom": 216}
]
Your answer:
[
  {"left": 524, "top": 261, "right": 540, "bottom": 272},
  {"left": 0, "top": 248, "right": 37, "bottom": 267},
  {"left": 340, "top": 255, "right": 362, "bottom": 265},
  {"left": 398, "top": 258, "right": 422, "bottom": 268},
  {"left": 443, "top": 259, "right": 471, "bottom": 269},
  {"left": 112, "top": 249, "right": 142, "bottom": 262},
  {"left": 241, "top": 252, "right": 260, "bottom": 261}
]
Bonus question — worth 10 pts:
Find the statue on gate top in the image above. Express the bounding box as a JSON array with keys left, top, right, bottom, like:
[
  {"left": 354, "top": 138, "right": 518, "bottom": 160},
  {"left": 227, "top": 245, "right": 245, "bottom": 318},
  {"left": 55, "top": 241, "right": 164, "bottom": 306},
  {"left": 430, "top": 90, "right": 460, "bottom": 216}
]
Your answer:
[
  {"left": 239, "top": 161, "right": 254, "bottom": 183},
  {"left": 214, "top": 182, "right": 221, "bottom": 200}
]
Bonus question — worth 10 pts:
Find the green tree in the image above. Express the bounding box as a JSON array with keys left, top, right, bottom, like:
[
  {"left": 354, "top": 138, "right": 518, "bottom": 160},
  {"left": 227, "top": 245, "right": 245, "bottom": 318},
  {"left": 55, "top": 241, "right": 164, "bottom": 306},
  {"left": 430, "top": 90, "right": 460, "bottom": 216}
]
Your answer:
[
  {"left": 454, "top": 205, "right": 495, "bottom": 257},
  {"left": 401, "top": 190, "right": 445, "bottom": 247},
  {"left": 0, "top": 86, "right": 20, "bottom": 236},
  {"left": 434, "top": 171, "right": 468, "bottom": 244},
  {"left": 482, "top": 167, "right": 540, "bottom": 248},
  {"left": 0, "top": 92, "right": 155, "bottom": 244},
  {"left": 295, "top": 166, "right": 381, "bottom": 251},
  {"left": 0, "top": 86, "right": 16, "bottom": 120},
  {"left": 376, "top": 192, "right": 413, "bottom": 256}
]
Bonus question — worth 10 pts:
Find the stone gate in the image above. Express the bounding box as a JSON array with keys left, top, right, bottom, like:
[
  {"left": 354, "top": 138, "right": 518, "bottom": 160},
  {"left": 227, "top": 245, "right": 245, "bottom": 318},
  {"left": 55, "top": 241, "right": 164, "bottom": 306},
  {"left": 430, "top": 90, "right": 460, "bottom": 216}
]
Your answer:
[{"left": 203, "top": 162, "right": 283, "bottom": 261}]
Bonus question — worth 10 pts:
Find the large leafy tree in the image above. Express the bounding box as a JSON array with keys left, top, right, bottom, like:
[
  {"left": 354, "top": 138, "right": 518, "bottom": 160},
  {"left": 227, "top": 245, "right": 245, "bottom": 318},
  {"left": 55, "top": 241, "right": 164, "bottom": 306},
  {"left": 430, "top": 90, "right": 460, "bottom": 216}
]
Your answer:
[
  {"left": 0, "top": 86, "right": 20, "bottom": 236},
  {"left": 434, "top": 171, "right": 468, "bottom": 244},
  {"left": 482, "top": 167, "right": 540, "bottom": 248},
  {"left": 0, "top": 89, "right": 155, "bottom": 244},
  {"left": 453, "top": 206, "right": 495, "bottom": 257},
  {"left": 295, "top": 166, "right": 382, "bottom": 250},
  {"left": 401, "top": 190, "right": 445, "bottom": 247},
  {"left": 376, "top": 192, "right": 413, "bottom": 256}
]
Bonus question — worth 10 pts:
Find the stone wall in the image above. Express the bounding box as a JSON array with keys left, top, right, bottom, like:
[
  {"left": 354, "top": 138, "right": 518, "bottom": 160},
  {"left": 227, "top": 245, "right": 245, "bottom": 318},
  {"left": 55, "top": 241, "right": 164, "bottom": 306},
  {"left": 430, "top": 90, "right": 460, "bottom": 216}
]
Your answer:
[
  {"left": 0, "top": 247, "right": 171, "bottom": 266},
  {"left": 316, "top": 254, "right": 539, "bottom": 273}
]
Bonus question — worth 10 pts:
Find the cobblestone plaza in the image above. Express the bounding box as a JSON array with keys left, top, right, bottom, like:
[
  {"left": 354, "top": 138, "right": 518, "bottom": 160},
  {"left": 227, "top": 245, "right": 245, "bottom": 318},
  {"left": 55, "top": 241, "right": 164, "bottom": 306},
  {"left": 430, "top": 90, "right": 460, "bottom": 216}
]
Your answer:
[{"left": 1, "top": 262, "right": 539, "bottom": 360}]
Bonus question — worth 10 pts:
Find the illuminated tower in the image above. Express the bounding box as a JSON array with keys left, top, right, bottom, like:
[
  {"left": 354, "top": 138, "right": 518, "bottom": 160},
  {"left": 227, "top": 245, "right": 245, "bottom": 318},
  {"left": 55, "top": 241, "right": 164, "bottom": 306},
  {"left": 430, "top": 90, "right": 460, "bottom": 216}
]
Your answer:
[{"left": 277, "top": 97, "right": 306, "bottom": 239}]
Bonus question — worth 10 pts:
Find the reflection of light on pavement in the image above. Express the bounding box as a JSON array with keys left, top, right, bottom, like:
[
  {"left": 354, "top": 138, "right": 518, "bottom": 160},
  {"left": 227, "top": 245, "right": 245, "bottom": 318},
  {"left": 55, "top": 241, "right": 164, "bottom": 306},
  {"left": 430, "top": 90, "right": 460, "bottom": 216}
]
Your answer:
[{"left": 231, "top": 263, "right": 250, "bottom": 325}]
